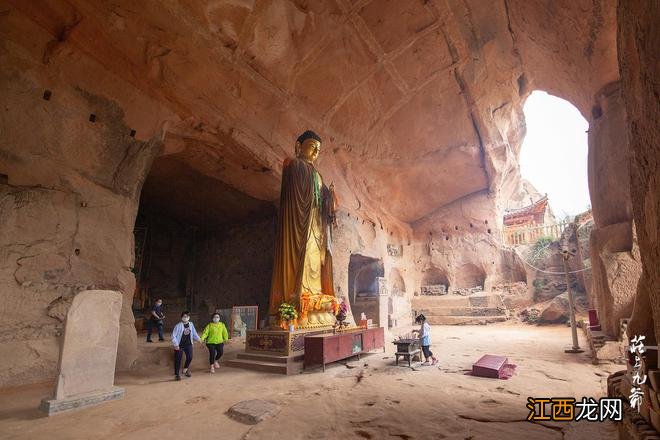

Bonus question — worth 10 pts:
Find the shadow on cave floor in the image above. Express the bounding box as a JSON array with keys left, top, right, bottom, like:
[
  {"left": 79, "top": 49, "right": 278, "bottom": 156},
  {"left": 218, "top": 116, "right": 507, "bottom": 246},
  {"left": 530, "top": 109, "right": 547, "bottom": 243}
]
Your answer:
[{"left": 0, "top": 323, "right": 617, "bottom": 439}]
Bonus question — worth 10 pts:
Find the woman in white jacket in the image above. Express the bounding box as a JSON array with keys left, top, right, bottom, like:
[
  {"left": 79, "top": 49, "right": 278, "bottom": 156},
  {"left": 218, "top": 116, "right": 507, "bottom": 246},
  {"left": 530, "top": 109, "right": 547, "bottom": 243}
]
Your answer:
[{"left": 171, "top": 311, "right": 203, "bottom": 380}]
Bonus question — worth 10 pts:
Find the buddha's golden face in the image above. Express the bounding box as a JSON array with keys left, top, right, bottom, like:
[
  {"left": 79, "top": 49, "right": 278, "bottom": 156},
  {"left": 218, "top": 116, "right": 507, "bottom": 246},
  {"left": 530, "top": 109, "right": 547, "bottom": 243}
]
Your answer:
[{"left": 296, "top": 139, "right": 321, "bottom": 162}]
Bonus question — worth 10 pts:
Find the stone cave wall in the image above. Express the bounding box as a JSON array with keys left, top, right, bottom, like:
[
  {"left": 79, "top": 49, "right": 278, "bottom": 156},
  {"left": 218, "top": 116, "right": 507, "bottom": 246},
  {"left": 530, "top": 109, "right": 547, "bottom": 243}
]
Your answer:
[
  {"left": 331, "top": 211, "right": 416, "bottom": 330},
  {"left": 617, "top": 1, "right": 660, "bottom": 348},
  {"left": 0, "top": 58, "right": 166, "bottom": 386},
  {"left": 586, "top": 82, "right": 642, "bottom": 337},
  {"left": 193, "top": 217, "right": 276, "bottom": 324},
  {"left": 411, "top": 190, "right": 522, "bottom": 296},
  {"left": 0, "top": 11, "right": 174, "bottom": 386}
]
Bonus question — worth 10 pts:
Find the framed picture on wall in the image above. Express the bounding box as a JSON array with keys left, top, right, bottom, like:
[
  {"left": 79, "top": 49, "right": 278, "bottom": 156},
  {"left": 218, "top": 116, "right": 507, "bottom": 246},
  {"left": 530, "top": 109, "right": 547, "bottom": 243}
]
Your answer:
[{"left": 230, "top": 305, "right": 258, "bottom": 338}]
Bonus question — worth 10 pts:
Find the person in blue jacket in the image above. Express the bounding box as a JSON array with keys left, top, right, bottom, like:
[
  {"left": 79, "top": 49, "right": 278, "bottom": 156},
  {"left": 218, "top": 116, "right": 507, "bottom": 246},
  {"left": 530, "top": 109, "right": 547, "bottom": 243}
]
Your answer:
[{"left": 171, "top": 311, "right": 202, "bottom": 381}]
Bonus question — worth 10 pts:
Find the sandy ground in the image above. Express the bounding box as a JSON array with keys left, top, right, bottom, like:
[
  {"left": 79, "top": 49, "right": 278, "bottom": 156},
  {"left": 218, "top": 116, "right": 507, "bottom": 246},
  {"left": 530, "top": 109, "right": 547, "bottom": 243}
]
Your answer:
[{"left": 0, "top": 322, "right": 620, "bottom": 440}]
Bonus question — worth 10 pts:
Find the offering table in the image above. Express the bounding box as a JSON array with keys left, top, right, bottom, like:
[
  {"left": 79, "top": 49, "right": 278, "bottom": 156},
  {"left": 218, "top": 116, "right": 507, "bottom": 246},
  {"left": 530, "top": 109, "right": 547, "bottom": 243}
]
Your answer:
[{"left": 303, "top": 327, "right": 385, "bottom": 372}]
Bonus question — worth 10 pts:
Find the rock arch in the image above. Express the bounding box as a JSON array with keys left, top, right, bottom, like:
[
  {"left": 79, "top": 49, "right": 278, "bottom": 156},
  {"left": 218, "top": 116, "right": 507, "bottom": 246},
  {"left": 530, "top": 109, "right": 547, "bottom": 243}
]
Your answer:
[
  {"left": 349, "top": 255, "right": 384, "bottom": 303},
  {"left": 421, "top": 267, "right": 450, "bottom": 295},
  {"left": 454, "top": 264, "right": 486, "bottom": 290}
]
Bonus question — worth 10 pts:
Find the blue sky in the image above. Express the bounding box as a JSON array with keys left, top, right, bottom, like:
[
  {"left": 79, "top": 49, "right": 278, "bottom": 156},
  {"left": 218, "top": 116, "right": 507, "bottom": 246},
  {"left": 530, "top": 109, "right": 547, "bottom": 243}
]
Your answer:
[{"left": 519, "top": 91, "right": 591, "bottom": 218}]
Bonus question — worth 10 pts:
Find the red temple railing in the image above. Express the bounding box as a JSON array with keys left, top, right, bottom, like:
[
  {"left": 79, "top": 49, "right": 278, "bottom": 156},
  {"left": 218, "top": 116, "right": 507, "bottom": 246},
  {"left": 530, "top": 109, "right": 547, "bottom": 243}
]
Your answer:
[{"left": 502, "top": 221, "right": 569, "bottom": 246}]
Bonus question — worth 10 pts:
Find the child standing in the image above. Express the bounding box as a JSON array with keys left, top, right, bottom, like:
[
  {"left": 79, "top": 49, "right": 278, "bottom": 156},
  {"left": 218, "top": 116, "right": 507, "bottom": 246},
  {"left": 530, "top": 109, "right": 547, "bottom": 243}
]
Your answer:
[
  {"left": 171, "top": 311, "right": 203, "bottom": 381},
  {"left": 200, "top": 313, "right": 229, "bottom": 373},
  {"left": 413, "top": 314, "right": 438, "bottom": 366}
]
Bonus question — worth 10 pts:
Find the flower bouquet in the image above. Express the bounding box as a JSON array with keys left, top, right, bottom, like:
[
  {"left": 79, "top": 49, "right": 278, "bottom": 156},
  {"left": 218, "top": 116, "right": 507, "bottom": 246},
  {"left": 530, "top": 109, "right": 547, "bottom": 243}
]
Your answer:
[{"left": 278, "top": 302, "right": 298, "bottom": 331}]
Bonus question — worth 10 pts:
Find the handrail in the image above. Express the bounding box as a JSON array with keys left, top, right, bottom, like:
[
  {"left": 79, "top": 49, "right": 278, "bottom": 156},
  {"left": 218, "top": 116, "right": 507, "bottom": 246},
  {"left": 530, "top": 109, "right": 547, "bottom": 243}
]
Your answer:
[{"left": 502, "top": 221, "right": 570, "bottom": 245}]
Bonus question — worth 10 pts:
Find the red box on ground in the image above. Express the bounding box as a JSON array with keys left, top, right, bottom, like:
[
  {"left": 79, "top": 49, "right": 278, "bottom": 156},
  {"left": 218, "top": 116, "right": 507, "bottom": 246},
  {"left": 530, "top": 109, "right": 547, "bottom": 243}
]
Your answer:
[{"left": 472, "top": 354, "right": 508, "bottom": 378}]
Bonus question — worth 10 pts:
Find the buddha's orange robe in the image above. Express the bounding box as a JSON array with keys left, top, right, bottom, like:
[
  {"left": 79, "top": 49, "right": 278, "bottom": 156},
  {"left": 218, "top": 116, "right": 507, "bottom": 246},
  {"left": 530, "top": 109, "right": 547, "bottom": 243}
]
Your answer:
[{"left": 269, "top": 157, "right": 336, "bottom": 317}]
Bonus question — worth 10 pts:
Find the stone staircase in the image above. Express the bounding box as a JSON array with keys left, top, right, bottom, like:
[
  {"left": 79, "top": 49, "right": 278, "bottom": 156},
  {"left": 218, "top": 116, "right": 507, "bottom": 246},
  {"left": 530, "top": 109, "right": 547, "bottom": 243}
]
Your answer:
[
  {"left": 589, "top": 329, "right": 607, "bottom": 350},
  {"left": 583, "top": 317, "right": 628, "bottom": 363},
  {"left": 411, "top": 292, "right": 508, "bottom": 325},
  {"left": 226, "top": 352, "right": 304, "bottom": 375}
]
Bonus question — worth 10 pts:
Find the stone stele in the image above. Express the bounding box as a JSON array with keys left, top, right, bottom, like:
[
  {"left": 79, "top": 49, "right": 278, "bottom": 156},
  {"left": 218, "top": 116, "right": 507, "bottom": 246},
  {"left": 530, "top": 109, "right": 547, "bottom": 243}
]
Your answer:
[
  {"left": 227, "top": 400, "right": 280, "bottom": 425},
  {"left": 40, "top": 290, "right": 124, "bottom": 415}
]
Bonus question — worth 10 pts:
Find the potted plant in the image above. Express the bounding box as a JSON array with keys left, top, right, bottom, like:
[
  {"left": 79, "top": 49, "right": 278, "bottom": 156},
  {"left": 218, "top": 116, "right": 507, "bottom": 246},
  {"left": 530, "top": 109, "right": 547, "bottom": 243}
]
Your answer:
[{"left": 278, "top": 302, "right": 298, "bottom": 332}]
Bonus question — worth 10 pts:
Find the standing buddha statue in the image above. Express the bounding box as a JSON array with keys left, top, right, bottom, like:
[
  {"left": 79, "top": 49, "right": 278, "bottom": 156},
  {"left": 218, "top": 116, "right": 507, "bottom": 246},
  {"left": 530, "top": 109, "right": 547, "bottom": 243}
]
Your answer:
[{"left": 269, "top": 130, "right": 338, "bottom": 328}]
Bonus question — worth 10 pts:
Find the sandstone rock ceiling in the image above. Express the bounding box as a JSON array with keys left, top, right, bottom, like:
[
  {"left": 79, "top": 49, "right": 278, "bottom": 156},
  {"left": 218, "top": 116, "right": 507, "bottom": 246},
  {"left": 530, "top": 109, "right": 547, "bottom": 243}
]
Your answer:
[{"left": 7, "top": 0, "right": 618, "bottom": 228}]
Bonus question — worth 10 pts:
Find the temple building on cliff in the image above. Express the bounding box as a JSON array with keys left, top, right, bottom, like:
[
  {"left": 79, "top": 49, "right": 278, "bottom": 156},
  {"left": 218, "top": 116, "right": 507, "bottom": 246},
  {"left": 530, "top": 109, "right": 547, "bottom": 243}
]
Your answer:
[{"left": 503, "top": 195, "right": 554, "bottom": 228}]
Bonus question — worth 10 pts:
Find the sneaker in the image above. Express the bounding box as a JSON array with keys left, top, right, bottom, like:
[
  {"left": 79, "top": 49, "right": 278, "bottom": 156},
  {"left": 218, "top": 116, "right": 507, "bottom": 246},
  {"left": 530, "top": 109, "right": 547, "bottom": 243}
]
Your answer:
[
  {"left": 146, "top": 340, "right": 153, "bottom": 343},
  {"left": 184, "top": 370, "right": 192, "bottom": 378},
  {"left": 431, "top": 359, "right": 439, "bottom": 366},
  {"left": 175, "top": 375, "right": 181, "bottom": 381},
  {"left": 158, "top": 338, "right": 165, "bottom": 342},
  {"left": 213, "top": 361, "right": 220, "bottom": 369}
]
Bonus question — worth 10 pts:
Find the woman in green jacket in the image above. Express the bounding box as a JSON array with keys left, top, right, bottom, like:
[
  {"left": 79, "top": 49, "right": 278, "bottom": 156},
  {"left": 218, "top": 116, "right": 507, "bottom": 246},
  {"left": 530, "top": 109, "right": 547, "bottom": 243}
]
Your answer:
[{"left": 200, "top": 313, "right": 229, "bottom": 373}]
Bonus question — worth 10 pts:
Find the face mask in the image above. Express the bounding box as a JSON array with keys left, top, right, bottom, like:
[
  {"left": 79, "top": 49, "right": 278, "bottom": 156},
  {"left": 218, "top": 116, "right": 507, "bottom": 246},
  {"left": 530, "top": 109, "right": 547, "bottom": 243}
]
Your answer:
[
  {"left": 213, "top": 317, "right": 220, "bottom": 323},
  {"left": 182, "top": 317, "right": 190, "bottom": 323}
]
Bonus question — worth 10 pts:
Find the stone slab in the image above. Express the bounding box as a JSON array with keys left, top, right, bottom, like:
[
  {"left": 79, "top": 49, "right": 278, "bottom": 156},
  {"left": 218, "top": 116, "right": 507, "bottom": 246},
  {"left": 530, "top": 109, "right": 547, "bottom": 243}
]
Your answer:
[
  {"left": 55, "top": 290, "right": 122, "bottom": 398},
  {"left": 226, "top": 399, "right": 280, "bottom": 425},
  {"left": 226, "top": 352, "right": 304, "bottom": 375},
  {"left": 40, "top": 386, "right": 124, "bottom": 416}
]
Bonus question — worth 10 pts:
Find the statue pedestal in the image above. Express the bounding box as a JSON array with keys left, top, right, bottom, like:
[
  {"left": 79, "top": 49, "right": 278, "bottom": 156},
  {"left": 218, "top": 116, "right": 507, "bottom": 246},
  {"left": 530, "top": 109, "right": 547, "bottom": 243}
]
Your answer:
[
  {"left": 226, "top": 328, "right": 332, "bottom": 375},
  {"left": 245, "top": 328, "right": 332, "bottom": 356}
]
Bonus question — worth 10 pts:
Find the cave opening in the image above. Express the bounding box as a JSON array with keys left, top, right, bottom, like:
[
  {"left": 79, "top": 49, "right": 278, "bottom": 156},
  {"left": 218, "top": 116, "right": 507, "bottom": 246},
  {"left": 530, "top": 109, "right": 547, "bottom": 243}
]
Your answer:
[
  {"left": 502, "top": 91, "right": 594, "bottom": 318},
  {"left": 508, "top": 90, "right": 590, "bottom": 224},
  {"left": 348, "top": 255, "right": 384, "bottom": 324},
  {"left": 453, "top": 263, "right": 486, "bottom": 292},
  {"left": 132, "top": 154, "right": 277, "bottom": 331},
  {"left": 421, "top": 267, "right": 450, "bottom": 295}
]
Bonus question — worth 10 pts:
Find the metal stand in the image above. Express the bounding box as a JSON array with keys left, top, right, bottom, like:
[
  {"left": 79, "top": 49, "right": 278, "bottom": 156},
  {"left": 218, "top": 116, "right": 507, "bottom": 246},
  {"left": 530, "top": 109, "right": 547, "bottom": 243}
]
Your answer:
[{"left": 562, "top": 250, "right": 584, "bottom": 354}]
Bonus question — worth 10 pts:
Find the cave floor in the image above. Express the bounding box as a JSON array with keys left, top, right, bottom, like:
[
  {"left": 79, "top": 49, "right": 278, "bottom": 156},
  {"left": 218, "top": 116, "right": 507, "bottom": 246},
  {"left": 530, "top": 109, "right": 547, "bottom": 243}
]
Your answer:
[{"left": 0, "top": 323, "right": 619, "bottom": 440}]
